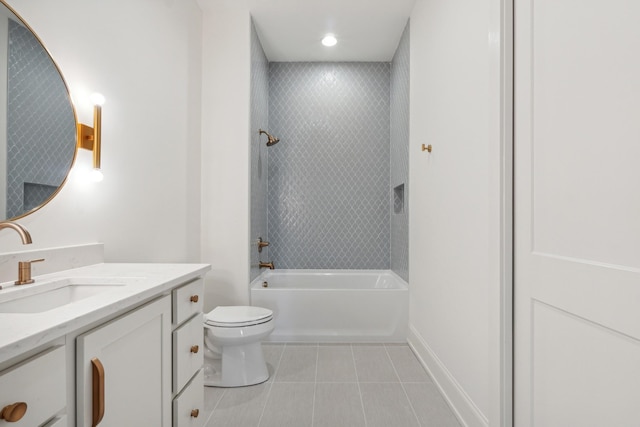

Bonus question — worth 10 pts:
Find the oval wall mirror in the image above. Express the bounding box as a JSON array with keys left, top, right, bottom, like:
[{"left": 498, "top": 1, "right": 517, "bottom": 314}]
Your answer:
[{"left": 0, "top": 0, "right": 77, "bottom": 221}]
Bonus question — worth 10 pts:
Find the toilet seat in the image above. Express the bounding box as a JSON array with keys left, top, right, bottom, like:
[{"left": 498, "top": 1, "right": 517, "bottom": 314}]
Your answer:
[{"left": 205, "top": 306, "right": 273, "bottom": 328}]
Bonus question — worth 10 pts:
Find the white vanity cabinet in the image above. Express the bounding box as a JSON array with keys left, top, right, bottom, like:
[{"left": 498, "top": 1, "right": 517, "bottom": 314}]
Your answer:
[
  {"left": 0, "top": 346, "right": 66, "bottom": 426},
  {"left": 76, "top": 278, "right": 205, "bottom": 427},
  {"left": 0, "top": 263, "right": 210, "bottom": 427},
  {"left": 42, "top": 415, "right": 68, "bottom": 426},
  {"left": 171, "top": 278, "right": 204, "bottom": 427},
  {"left": 77, "top": 295, "right": 172, "bottom": 427}
]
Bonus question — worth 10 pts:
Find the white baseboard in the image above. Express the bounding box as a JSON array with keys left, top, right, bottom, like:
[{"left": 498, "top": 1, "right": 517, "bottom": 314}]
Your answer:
[{"left": 407, "top": 324, "right": 489, "bottom": 427}]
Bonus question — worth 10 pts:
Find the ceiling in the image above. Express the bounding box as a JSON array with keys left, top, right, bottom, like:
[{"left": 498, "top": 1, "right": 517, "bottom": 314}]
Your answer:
[{"left": 247, "top": 0, "right": 417, "bottom": 62}]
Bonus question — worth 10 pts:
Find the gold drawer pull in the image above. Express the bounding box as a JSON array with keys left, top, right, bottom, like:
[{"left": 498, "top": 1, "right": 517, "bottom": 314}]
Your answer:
[
  {"left": 0, "top": 402, "right": 27, "bottom": 422},
  {"left": 191, "top": 409, "right": 200, "bottom": 418},
  {"left": 190, "top": 295, "right": 199, "bottom": 303},
  {"left": 190, "top": 345, "right": 199, "bottom": 354},
  {"left": 91, "top": 357, "right": 105, "bottom": 427}
]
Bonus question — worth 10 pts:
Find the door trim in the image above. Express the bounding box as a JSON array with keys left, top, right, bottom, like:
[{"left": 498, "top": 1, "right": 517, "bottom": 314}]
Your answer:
[{"left": 489, "top": 0, "right": 514, "bottom": 426}]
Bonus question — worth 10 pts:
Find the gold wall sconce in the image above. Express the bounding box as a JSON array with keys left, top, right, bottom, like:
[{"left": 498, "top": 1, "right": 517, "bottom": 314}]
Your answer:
[{"left": 77, "top": 93, "right": 104, "bottom": 178}]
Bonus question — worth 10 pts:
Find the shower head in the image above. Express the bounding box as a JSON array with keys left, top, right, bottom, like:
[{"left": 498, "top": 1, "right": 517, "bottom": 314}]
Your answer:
[{"left": 259, "top": 129, "right": 280, "bottom": 146}]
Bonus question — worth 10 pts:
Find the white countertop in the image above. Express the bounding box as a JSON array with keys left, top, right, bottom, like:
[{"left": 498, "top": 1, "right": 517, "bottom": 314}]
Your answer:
[{"left": 0, "top": 263, "right": 210, "bottom": 365}]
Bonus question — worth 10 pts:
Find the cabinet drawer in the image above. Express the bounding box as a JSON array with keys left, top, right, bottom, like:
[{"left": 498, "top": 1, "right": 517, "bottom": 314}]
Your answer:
[
  {"left": 0, "top": 346, "right": 66, "bottom": 426},
  {"left": 173, "top": 314, "right": 203, "bottom": 393},
  {"left": 172, "top": 278, "right": 204, "bottom": 326},
  {"left": 173, "top": 370, "right": 204, "bottom": 427},
  {"left": 43, "top": 415, "right": 67, "bottom": 427}
]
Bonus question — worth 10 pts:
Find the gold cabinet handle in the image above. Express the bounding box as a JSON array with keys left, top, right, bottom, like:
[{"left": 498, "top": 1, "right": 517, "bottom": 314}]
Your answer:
[
  {"left": 0, "top": 402, "right": 27, "bottom": 422},
  {"left": 190, "top": 345, "right": 199, "bottom": 354},
  {"left": 191, "top": 409, "right": 200, "bottom": 418},
  {"left": 91, "top": 357, "right": 105, "bottom": 427},
  {"left": 421, "top": 144, "right": 432, "bottom": 153},
  {"left": 190, "top": 295, "right": 199, "bottom": 303}
]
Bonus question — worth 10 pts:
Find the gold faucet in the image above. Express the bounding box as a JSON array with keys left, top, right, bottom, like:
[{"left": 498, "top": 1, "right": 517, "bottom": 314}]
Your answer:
[
  {"left": 0, "top": 221, "right": 32, "bottom": 244},
  {"left": 259, "top": 261, "right": 275, "bottom": 270},
  {"left": 0, "top": 221, "right": 44, "bottom": 286},
  {"left": 15, "top": 259, "right": 45, "bottom": 285}
]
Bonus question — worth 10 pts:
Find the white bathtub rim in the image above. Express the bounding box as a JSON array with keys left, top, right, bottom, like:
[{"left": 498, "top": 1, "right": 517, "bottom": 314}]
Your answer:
[{"left": 250, "top": 269, "right": 409, "bottom": 290}]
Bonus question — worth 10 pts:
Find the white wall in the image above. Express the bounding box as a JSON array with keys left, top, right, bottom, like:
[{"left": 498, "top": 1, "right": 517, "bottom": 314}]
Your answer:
[
  {"left": 408, "top": 0, "right": 507, "bottom": 426},
  {"left": 0, "top": 0, "right": 202, "bottom": 274},
  {"left": 199, "top": 0, "right": 252, "bottom": 311}
]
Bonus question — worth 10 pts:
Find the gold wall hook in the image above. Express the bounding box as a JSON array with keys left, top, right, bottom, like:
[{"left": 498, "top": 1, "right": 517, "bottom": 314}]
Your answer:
[{"left": 421, "top": 144, "right": 432, "bottom": 153}]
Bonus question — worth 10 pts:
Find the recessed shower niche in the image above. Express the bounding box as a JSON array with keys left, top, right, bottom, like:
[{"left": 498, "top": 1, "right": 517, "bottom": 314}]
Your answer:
[{"left": 394, "top": 184, "right": 405, "bottom": 214}]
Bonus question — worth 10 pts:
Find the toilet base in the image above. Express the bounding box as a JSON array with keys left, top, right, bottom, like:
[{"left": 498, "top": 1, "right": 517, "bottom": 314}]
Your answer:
[{"left": 204, "top": 341, "right": 270, "bottom": 387}]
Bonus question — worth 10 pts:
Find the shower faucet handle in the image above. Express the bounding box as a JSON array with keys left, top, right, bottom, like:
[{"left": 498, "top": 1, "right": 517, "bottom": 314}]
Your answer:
[{"left": 257, "top": 237, "right": 269, "bottom": 253}]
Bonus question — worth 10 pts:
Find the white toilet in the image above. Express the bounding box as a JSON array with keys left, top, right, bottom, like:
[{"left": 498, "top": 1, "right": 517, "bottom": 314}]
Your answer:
[{"left": 203, "top": 305, "right": 274, "bottom": 387}]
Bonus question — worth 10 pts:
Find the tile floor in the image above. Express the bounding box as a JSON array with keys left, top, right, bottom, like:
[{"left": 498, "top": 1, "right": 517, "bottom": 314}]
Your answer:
[{"left": 201, "top": 343, "right": 461, "bottom": 427}]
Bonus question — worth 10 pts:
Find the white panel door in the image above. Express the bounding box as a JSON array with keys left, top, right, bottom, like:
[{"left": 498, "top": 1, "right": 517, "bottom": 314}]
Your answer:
[
  {"left": 514, "top": 1, "right": 640, "bottom": 426},
  {"left": 77, "top": 296, "right": 172, "bottom": 427}
]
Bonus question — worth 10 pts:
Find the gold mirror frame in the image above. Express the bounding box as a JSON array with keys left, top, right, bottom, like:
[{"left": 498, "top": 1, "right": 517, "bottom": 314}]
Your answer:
[{"left": 0, "top": 0, "right": 78, "bottom": 221}]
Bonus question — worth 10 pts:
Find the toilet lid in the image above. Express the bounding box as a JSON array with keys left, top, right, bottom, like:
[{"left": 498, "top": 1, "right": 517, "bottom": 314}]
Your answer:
[{"left": 205, "top": 306, "right": 273, "bottom": 327}]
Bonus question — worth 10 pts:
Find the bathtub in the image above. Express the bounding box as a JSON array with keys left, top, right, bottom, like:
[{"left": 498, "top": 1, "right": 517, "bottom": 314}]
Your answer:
[{"left": 250, "top": 270, "right": 408, "bottom": 342}]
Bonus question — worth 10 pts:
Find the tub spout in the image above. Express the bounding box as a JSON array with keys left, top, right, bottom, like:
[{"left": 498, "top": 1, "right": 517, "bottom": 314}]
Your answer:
[{"left": 259, "top": 261, "right": 275, "bottom": 270}]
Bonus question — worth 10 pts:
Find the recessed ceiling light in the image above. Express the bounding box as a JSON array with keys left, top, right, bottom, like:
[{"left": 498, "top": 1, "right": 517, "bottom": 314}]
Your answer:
[{"left": 322, "top": 34, "right": 337, "bottom": 47}]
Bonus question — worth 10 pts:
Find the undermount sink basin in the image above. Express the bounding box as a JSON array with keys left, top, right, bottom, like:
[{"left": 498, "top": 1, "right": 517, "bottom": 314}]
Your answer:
[{"left": 0, "top": 277, "right": 135, "bottom": 314}]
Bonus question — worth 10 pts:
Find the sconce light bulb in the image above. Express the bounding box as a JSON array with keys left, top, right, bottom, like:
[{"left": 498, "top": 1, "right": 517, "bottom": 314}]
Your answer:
[
  {"left": 90, "top": 92, "right": 106, "bottom": 106},
  {"left": 90, "top": 169, "right": 104, "bottom": 182}
]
